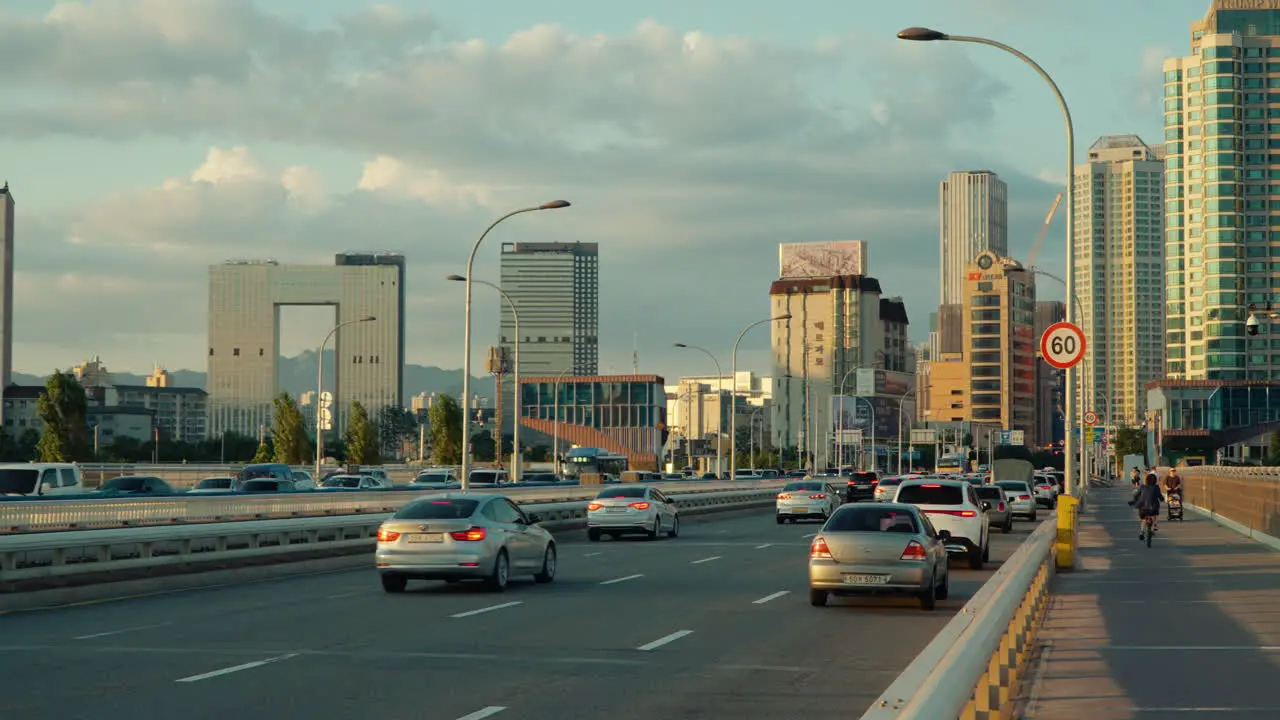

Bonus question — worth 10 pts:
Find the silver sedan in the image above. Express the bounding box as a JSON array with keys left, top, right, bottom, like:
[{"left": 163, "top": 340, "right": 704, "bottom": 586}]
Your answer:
[
  {"left": 808, "top": 502, "right": 951, "bottom": 610},
  {"left": 586, "top": 485, "right": 680, "bottom": 541},
  {"left": 375, "top": 493, "right": 556, "bottom": 592}
]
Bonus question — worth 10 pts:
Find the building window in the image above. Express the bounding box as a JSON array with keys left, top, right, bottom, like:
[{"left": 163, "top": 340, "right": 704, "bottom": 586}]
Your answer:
[
  {"left": 259, "top": 348, "right": 264, "bottom": 356},
  {"left": 209, "top": 348, "right": 214, "bottom": 356},
  {"left": 233, "top": 348, "right": 240, "bottom": 357}
]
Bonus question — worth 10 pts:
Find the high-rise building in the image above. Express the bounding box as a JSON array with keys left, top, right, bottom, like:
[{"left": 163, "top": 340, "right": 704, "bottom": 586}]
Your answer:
[
  {"left": 1034, "top": 301, "right": 1067, "bottom": 447},
  {"left": 207, "top": 253, "right": 405, "bottom": 439},
  {"left": 939, "top": 171, "right": 1008, "bottom": 306},
  {"left": 499, "top": 242, "right": 598, "bottom": 377},
  {"left": 926, "top": 251, "right": 1036, "bottom": 435},
  {"left": 1163, "top": 0, "right": 1280, "bottom": 381},
  {"left": 1072, "top": 135, "right": 1165, "bottom": 425},
  {"left": 0, "top": 184, "right": 12, "bottom": 395}
]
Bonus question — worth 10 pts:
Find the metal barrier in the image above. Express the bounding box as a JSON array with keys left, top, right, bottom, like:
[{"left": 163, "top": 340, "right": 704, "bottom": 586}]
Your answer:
[
  {"left": 860, "top": 519, "right": 1057, "bottom": 720},
  {"left": 0, "top": 481, "right": 781, "bottom": 534},
  {"left": 1165, "top": 465, "right": 1280, "bottom": 542},
  {"left": 0, "top": 488, "right": 779, "bottom": 589}
]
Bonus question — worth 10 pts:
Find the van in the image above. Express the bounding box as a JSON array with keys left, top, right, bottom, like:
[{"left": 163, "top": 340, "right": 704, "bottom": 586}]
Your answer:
[{"left": 0, "top": 463, "right": 85, "bottom": 496}]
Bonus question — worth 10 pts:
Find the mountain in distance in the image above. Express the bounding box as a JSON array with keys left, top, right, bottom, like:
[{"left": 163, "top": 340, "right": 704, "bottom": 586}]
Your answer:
[{"left": 12, "top": 349, "right": 497, "bottom": 402}]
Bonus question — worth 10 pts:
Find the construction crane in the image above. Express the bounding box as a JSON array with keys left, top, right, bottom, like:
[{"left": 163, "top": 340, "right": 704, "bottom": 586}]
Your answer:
[{"left": 1026, "top": 192, "right": 1063, "bottom": 269}]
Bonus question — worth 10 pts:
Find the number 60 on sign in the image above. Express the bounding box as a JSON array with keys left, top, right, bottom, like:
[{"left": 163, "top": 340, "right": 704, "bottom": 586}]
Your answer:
[{"left": 1040, "top": 321, "right": 1086, "bottom": 370}]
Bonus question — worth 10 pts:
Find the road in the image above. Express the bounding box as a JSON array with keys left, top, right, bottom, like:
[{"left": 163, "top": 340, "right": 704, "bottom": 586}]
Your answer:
[{"left": 1, "top": 506, "right": 1046, "bottom": 720}]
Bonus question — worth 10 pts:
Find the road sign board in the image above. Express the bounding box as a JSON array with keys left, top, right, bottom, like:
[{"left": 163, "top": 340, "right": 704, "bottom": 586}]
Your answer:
[
  {"left": 1084, "top": 411, "right": 1098, "bottom": 425},
  {"left": 910, "top": 429, "right": 937, "bottom": 444},
  {"left": 998, "top": 430, "right": 1013, "bottom": 445},
  {"left": 1009, "top": 430, "right": 1024, "bottom": 445},
  {"left": 1040, "top": 321, "right": 1087, "bottom": 370},
  {"left": 834, "top": 429, "right": 863, "bottom": 444},
  {"left": 1084, "top": 426, "right": 1095, "bottom": 444}
]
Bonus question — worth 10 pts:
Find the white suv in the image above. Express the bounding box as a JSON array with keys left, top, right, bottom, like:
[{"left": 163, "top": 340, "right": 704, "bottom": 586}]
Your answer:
[{"left": 893, "top": 479, "right": 989, "bottom": 569}]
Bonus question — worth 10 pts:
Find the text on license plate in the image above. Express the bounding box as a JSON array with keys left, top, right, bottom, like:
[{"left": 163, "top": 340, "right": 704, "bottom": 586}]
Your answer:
[
  {"left": 406, "top": 533, "right": 444, "bottom": 543},
  {"left": 791, "top": 507, "right": 808, "bottom": 513},
  {"left": 607, "top": 507, "right": 627, "bottom": 513},
  {"left": 843, "top": 574, "right": 890, "bottom": 585}
]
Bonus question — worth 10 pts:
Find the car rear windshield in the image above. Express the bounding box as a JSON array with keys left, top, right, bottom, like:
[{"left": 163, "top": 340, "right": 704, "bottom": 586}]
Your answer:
[
  {"left": 323, "top": 476, "right": 361, "bottom": 487},
  {"left": 896, "top": 484, "right": 964, "bottom": 505},
  {"left": 996, "top": 481, "right": 1030, "bottom": 492},
  {"left": 394, "top": 499, "right": 480, "bottom": 519},
  {"left": 877, "top": 477, "right": 904, "bottom": 486},
  {"left": 826, "top": 506, "right": 920, "bottom": 533},
  {"left": 782, "top": 481, "right": 824, "bottom": 492},
  {"left": 975, "top": 487, "right": 1003, "bottom": 500},
  {"left": 596, "top": 486, "right": 647, "bottom": 499},
  {"left": 102, "top": 477, "right": 146, "bottom": 491},
  {"left": 0, "top": 468, "right": 39, "bottom": 494},
  {"left": 197, "top": 478, "right": 233, "bottom": 489},
  {"left": 414, "top": 473, "right": 451, "bottom": 482},
  {"left": 849, "top": 472, "right": 878, "bottom": 482}
]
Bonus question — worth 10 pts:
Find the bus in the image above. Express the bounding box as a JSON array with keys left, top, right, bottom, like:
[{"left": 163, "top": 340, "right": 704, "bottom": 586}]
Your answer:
[
  {"left": 564, "top": 447, "right": 629, "bottom": 479},
  {"left": 936, "top": 453, "right": 968, "bottom": 474}
]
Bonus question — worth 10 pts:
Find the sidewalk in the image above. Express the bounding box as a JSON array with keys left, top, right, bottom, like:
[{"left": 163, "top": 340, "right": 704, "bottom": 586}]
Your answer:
[{"left": 1023, "top": 486, "right": 1280, "bottom": 719}]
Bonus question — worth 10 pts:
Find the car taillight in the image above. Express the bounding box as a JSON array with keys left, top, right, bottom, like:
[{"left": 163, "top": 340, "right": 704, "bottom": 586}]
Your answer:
[
  {"left": 1019, "top": 494, "right": 1031, "bottom": 501},
  {"left": 809, "top": 493, "right": 825, "bottom": 499},
  {"left": 900, "top": 540, "right": 927, "bottom": 561},
  {"left": 630, "top": 502, "right": 651, "bottom": 510},
  {"left": 925, "top": 509, "right": 977, "bottom": 517},
  {"left": 810, "top": 537, "right": 832, "bottom": 558},
  {"left": 871, "top": 479, "right": 879, "bottom": 485},
  {"left": 376, "top": 528, "right": 400, "bottom": 542},
  {"left": 449, "top": 527, "right": 486, "bottom": 541},
  {"left": 587, "top": 502, "right": 603, "bottom": 511},
  {"left": 998, "top": 502, "right": 1006, "bottom": 512},
  {"left": 778, "top": 493, "right": 792, "bottom": 499}
]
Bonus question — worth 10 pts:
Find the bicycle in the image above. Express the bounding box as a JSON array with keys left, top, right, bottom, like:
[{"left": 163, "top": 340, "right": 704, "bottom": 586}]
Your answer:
[{"left": 1140, "top": 515, "right": 1156, "bottom": 547}]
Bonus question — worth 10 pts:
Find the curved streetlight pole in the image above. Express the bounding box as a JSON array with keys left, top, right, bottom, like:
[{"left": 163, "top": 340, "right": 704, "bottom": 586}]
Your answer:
[
  {"left": 835, "top": 361, "right": 882, "bottom": 476},
  {"left": 315, "top": 315, "right": 377, "bottom": 479},
  {"left": 897, "top": 390, "right": 917, "bottom": 474},
  {"left": 552, "top": 366, "right": 573, "bottom": 477},
  {"left": 459, "top": 200, "right": 570, "bottom": 490},
  {"left": 449, "top": 275, "right": 522, "bottom": 482},
  {"left": 898, "top": 27, "right": 1078, "bottom": 497},
  {"left": 673, "top": 343, "right": 725, "bottom": 478},
  {"left": 728, "top": 314, "right": 791, "bottom": 481}
]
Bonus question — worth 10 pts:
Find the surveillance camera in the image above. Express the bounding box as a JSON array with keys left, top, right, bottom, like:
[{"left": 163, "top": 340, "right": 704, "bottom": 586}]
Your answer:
[{"left": 1247, "top": 314, "right": 1260, "bottom": 336}]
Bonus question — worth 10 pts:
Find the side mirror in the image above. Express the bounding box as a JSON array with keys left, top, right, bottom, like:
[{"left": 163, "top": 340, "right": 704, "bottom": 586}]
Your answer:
[
  {"left": 524, "top": 513, "right": 538, "bottom": 525},
  {"left": 938, "top": 529, "right": 952, "bottom": 541}
]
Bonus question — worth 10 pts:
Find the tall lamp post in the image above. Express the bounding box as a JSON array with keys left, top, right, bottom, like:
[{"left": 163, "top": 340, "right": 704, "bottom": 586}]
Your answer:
[
  {"left": 897, "top": 27, "right": 1078, "bottom": 497},
  {"left": 448, "top": 274, "right": 523, "bottom": 482},
  {"left": 673, "top": 343, "right": 725, "bottom": 477},
  {"left": 728, "top": 314, "right": 791, "bottom": 481},
  {"left": 459, "top": 200, "right": 570, "bottom": 490},
  {"left": 552, "top": 366, "right": 573, "bottom": 477},
  {"left": 897, "top": 390, "right": 916, "bottom": 474},
  {"left": 315, "top": 315, "right": 377, "bottom": 479},
  {"left": 835, "top": 362, "right": 882, "bottom": 476}
]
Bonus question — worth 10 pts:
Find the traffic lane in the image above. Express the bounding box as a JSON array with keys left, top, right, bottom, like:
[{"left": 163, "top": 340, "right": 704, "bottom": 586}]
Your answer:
[{"left": 0, "top": 506, "right": 779, "bottom": 646}]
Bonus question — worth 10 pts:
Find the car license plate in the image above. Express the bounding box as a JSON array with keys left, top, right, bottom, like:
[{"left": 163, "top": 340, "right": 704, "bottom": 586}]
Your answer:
[
  {"left": 791, "top": 507, "right": 808, "bottom": 513},
  {"left": 607, "top": 507, "right": 626, "bottom": 513},
  {"left": 843, "top": 574, "right": 890, "bottom": 585},
  {"left": 406, "top": 533, "right": 443, "bottom": 543}
]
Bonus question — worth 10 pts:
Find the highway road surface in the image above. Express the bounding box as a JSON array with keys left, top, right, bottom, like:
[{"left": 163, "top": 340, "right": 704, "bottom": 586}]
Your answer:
[{"left": 0, "top": 507, "right": 1045, "bottom": 720}]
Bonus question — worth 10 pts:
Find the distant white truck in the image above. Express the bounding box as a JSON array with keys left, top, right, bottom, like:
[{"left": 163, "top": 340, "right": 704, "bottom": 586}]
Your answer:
[{"left": 0, "top": 462, "right": 85, "bottom": 496}]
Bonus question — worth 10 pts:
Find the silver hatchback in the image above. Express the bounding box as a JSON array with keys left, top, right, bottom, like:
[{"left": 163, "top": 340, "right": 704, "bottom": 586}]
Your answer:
[
  {"left": 809, "top": 503, "right": 950, "bottom": 610},
  {"left": 375, "top": 493, "right": 556, "bottom": 592}
]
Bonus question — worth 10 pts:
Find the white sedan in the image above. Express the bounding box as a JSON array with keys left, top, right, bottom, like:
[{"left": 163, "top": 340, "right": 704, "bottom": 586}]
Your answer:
[{"left": 587, "top": 485, "right": 680, "bottom": 541}]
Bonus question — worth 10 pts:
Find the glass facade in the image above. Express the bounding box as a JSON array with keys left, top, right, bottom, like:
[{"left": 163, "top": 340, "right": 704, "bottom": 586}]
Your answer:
[
  {"left": 521, "top": 378, "right": 664, "bottom": 428},
  {"left": 1150, "top": 382, "right": 1280, "bottom": 431}
]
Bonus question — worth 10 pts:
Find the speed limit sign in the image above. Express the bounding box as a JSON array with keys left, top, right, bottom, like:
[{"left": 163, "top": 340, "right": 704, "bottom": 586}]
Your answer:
[
  {"left": 1084, "top": 411, "right": 1098, "bottom": 426},
  {"left": 1040, "top": 321, "right": 1086, "bottom": 370}
]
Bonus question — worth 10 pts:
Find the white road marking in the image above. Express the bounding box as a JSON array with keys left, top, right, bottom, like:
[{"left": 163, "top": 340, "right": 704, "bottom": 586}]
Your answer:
[
  {"left": 600, "top": 574, "right": 643, "bottom": 585},
  {"left": 711, "top": 529, "right": 729, "bottom": 535},
  {"left": 74, "top": 622, "right": 170, "bottom": 640},
  {"left": 450, "top": 601, "right": 523, "bottom": 618},
  {"left": 325, "top": 591, "right": 364, "bottom": 599},
  {"left": 175, "top": 653, "right": 299, "bottom": 683},
  {"left": 584, "top": 552, "right": 604, "bottom": 558},
  {"left": 691, "top": 556, "right": 721, "bottom": 564},
  {"left": 636, "top": 630, "right": 694, "bottom": 651},
  {"left": 755, "top": 543, "right": 773, "bottom": 549},
  {"left": 752, "top": 591, "right": 790, "bottom": 605},
  {"left": 456, "top": 707, "right": 507, "bottom": 720}
]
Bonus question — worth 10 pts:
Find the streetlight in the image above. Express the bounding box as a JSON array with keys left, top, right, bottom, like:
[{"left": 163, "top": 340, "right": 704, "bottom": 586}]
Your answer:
[
  {"left": 315, "top": 315, "right": 377, "bottom": 479},
  {"left": 898, "top": 26, "right": 1079, "bottom": 496},
  {"left": 896, "top": 390, "right": 917, "bottom": 474},
  {"left": 673, "top": 343, "right": 725, "bottom": 478},
  {"left": 728, "top": 314, "right": 791, "bottom": 481},
  {"left": 448, "top": 274, "right": 523, "bottom": 483},
  {"left": 552, "top": 366, "right": 574, "bottom": 477},
  {"left": 459, "top": 200, "right": 571, "bottom": 489},
  {"left": 835, "top": 361, "right": 881, "bottom": 476}
]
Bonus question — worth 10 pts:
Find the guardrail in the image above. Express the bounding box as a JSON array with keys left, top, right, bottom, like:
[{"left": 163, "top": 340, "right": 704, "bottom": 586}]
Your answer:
[
  {"left": 860, "top": 518, "right": 1057, "bottom": 720},
  {"left": 0, "top": 488, "right": 779, "bottom": 593},
  {"left": 1167, "top": 465, "right": 1280, "bottom": 542},
  {"left": 0, "top": 481, "right": 778, "bottom": 534}
]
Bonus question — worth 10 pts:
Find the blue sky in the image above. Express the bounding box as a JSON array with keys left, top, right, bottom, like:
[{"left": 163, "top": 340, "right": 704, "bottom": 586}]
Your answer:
[{"left": 0, "top": 0, "right": 1210, "bottom": 379}]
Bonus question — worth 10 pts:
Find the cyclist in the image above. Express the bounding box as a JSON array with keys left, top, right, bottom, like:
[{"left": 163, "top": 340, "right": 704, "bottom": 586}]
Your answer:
[
  {"left": 1133, "top": 472, "right": 1163, "bottom": 541},
  {"left": 1129, "top": 467, "right": 1141, "bottom": 488}
]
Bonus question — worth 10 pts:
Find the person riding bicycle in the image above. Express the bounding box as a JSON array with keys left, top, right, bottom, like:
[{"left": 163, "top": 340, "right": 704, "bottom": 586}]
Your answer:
[
  {"left": 1130, "top": 467, "right": 1141, "bottom": 488},
  {"left": 1163, "top": 467, "right": 1183, "bottom": 499},
  {"left": 1133, "top": 472, "right": 1163, "bottom": 539}
]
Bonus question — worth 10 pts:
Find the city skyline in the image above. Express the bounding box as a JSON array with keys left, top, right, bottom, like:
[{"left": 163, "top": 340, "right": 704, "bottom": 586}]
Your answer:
[{"left": 0, "top": 0, "right": 1206, "bottom": 385}]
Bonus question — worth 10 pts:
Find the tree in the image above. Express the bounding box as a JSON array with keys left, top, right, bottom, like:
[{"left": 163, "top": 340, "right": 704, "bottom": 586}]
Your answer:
[
  {"left": 1113, "top": 424, "right": 1146, "bottom": 460},
  {"left": 428, "top": 394, "right": 463, "bottom": 465},
  {"left": 252, "top": 438, "right": 274, "bottom": 463},
  {"left": 379, "top": 405, "right": 418, "bottom": 459},
  {"left": 345, "top": 400, "right": 381, "bottom": 465},
  {"left": 471, "top": 429, "right": 496, "bottom": 462},
  {"left": 36, "top": 370, "right": 90, "bottom": 462},
  {"left": 270, "top": 392, "right": 311, "bottom": 465}
]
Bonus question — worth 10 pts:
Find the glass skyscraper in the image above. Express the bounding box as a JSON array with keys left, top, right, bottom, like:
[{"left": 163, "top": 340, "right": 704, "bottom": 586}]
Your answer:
[{"left": 499, "top": 242, "right": 599, "bottom": 377}]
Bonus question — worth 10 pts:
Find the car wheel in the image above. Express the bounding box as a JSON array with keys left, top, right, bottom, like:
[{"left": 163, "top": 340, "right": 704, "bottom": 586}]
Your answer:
[
  {"left": 775, "top": 515, "right": 784, "bottom": 525},
  {"left": 588, "top": 529, "right": 601, "bottom": 542},
  {"left": 983, "top": 543, "right": 990, "bottom": 562},
  {"left": 809, "top": 589, "right": 828, "bottom": 607},
  {"left": 1002, "top": 518, "right": 1013, "bottom": 534},
  {"left": 968, "top": 546, "right": 984, "bottom": 570},
  {"left": 380, "top": 574, "right": 407, "bottom": 593},
  {"left": 534, "top": 544, "right": 556, "bottom": 583},
  {"left": 1030, "top": 510, "right": 1038, "bottom": 522},
  {"left": 646, "top": 517, "right": 661, "bottom": 540},
  {"left": 919, "top": 574, "right": 937, "bottom": 610},
  {"left": 486, "top": 550, "right": 510, "bottom": 592},
  {"left": 936, "top": 568, "right": 950, "bottom": 600},
  {"left": 667, "top": 515, "right": 680, "bottom": 538}
]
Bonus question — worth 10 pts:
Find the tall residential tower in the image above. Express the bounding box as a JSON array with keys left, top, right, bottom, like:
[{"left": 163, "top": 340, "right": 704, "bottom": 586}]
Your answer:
[
  {"left": 499, "top": 242, "right": 599, "bottom": 376},
  {"left": 1072, "top": 135, "right": 1165, "bottom": 425},
  {"left": 939, "top": 171, "right": 1009, "bottom": 305},
  {"left": 0, "top": 184, "right": 12, "bottom": 394}
]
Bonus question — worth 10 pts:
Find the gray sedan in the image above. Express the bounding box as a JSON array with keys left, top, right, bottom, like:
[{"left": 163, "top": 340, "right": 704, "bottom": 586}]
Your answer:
[
  {"left": 809, "top": 503, "right": 951, "bottom": 610},
  {"left": 975, "top": 485, "right": 1013, "bottom": 534},
  {"left": 375, "top": 493, "right": 556, "bottom": 593}
]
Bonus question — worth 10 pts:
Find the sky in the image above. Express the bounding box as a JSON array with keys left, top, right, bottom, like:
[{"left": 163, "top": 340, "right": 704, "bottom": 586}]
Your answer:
[{"left": 0, "top": 0, "right": 1209, "bottom": 381}]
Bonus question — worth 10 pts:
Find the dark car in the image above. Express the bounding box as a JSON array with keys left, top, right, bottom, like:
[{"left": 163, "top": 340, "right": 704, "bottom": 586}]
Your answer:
[
  {"left": 845, "top": 471, "right": 880, "bottom": 502},
  {"left": 95, "top": 475, "right": 175, "bottom": 495}
]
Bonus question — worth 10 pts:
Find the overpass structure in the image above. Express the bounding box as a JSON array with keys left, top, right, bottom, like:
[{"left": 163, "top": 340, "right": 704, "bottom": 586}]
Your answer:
[{"left": 3, "top": 467, "right": 1278, "bottom": 717}]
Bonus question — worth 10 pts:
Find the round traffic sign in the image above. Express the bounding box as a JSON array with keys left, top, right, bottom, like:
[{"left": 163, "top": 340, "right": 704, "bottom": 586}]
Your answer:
[
  {"left": 1084, "top": 411, "right": 1098, "bottom": 425},
  {"left": 1040, "top": 321, "right": 1087, "bottom": 370}
]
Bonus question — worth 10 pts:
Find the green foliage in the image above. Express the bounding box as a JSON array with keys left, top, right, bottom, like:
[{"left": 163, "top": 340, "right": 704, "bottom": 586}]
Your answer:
[
  {"left": 428, "top": 394, "right": 463, "bottom": 465},
  {"left": 252, "top": 439, "right": 274, "bottom": 463},
  {"left": 1113, "top": 424, "right": 1146, "bottom": 460},
  {"left": 0, "top": 428, "right": 39, "bottom": 462},
  {"left": 270, "top": 392, "right": 311, "bottom": 465},
  {"left": 379, "top": 406, "right": 418, "bottom": 459},
  {"left": 344, "top": 401, "right": 381, "bottom": 465},
  {"left": 36, "top": 370, "right": 91, "bottom": 462},
  {"left": 470, "top": 429, "right": 496, "bottom": 462}
]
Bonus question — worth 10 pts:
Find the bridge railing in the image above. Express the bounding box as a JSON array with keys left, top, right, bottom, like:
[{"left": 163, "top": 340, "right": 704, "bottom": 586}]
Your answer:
[{"left": 1170, "top": 466, "right": 1280, "bottom": 540}]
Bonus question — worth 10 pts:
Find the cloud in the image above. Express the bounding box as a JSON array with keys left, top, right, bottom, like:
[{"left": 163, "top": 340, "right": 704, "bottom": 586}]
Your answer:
[
  {"left": 1130, "top": 45, "right": 1172, "bottom": 111},
  {"left": 0, "top": 2, "right": 1062, "bottom": 378}
]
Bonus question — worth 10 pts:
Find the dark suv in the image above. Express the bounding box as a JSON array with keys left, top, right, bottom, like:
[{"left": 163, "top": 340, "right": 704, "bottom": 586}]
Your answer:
[{"left": 845, "top": 471, "right": 879, "bottom": 502}]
